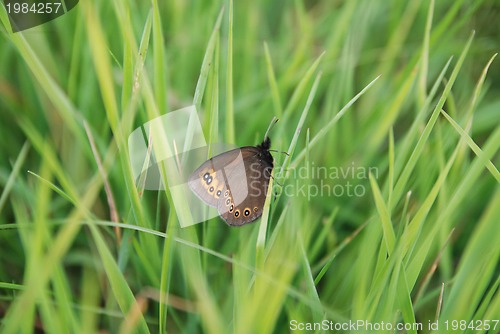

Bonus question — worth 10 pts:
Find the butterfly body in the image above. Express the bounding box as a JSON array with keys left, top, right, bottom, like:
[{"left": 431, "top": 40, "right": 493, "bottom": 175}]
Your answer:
[{"left": 188, "top": 138, "right": 273, "bottom": 226}]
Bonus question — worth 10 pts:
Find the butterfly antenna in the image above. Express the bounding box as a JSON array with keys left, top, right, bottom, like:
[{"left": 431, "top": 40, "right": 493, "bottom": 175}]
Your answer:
[
  {"left": 264, "top": 117, "right": 279, "bottom": 140},
  {"left": 269, "top": 149, "right": 289, "bottom": 156}
]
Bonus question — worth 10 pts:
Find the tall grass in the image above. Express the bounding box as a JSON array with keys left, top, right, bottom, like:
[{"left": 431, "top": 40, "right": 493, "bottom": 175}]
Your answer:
[{"left": 0, "top": 0, "right": 499, "bottom": 333}]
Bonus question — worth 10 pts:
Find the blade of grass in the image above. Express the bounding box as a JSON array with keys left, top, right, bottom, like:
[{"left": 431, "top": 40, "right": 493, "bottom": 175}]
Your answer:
[
  {"left": 417, "top": 0, "right": 434, "bottom": 105},
  {"left": 152, "top": 0, "right": 167, "bottom": 113},
  {"left": 88, "top": 224, "right": 150, "bottom": 333},
  {"left": 390, "top": 31, "right": 475, "bottom": 210},
  {"left": 263, "top": 42, "right": 283, "bottom": 117},
  {"left": 369, "top": 173, "right": 396, "bottom": 256},
  {"left": 280, "top": 72, "right": 322, "bottom": 181},
  {"left": 439, "top": 188, "right": 500, "bottom": 321},
  {"left": 314, "top": 222, "right": 367, "bottom": 285},
  {"left": 440, "top": 109, "right": 499, "bottom": 181},
  {"left": 193, "top": 7, "right": 224, "bottom": 110},
  {"left": 256, "top": 175, "right": 274, "bottom": 259},
  {"left": 291, "top": 75, "right": 380, "bottom": 168},
  {"left": 0, "top": 142, "right": 29, "bottom": 214},
  {"left": 225, "top": 0, "right": 235, "bottom": 144}
]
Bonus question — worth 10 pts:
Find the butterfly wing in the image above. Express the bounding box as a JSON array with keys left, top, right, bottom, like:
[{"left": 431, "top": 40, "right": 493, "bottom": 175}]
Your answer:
[
  {"left": 187, "top": 147, "right": 243, "bottom": 207},
  {"left": 217, "top": 147, "right": 273, "bottom": 226}
]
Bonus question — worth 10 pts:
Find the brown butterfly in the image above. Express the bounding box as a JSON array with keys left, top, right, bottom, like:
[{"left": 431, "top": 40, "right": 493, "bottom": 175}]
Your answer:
[{"left": 188, "top": 137, "right": 274, "bottom": 226}]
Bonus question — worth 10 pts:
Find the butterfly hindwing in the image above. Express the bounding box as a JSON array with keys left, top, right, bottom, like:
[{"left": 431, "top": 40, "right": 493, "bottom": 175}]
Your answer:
[
  {"left": 217, "top": 155, "right": 272, "bottom": 225},
  {"left": 217, "top": 146, "right": 273, "bottom": 226}
]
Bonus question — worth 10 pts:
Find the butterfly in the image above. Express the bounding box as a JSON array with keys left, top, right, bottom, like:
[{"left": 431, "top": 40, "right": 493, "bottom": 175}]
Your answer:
[{"left": 188, "top": 137, "right": 274, "bottom": 226}]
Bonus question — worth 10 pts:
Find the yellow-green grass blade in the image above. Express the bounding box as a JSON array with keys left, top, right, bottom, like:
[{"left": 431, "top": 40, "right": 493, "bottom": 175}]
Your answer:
[
  {"left": 390, "top": 31, "right": 475, "bottom": 210},
  {"left": 369, "top": 173, "right": 396, "bottom": 256},
  {"left": 89, "top": 223, "right": 150, "bottom": 333}
]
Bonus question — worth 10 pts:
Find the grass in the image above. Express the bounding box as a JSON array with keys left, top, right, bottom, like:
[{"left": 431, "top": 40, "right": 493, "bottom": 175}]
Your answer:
[{"left": 0, "top": 0, "right": 499, "bottom": 333}]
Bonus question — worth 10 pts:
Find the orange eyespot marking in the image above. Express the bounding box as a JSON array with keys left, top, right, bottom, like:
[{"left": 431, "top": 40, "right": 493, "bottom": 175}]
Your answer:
[
  {"left": 234, "top": 210, "right": 240, "bottom": 218},
  {"left": 244, "top": 208, "right": 251, "bottom": 217},
  {"left": 229, "top": 205, "right": 234, "bottom": 212},
  {"left": 253, "top": 207, "right": 258, "bottom": 212}
]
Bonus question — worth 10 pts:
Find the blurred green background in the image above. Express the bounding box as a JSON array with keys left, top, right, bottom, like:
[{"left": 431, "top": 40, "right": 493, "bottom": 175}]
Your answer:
[{"left": 0, "top": 0, "right": 499, "bottom": 333}]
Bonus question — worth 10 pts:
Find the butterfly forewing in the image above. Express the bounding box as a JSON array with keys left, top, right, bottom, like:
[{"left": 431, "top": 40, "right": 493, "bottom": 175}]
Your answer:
[{"left": 188, "top": 148, "right": 244, "bottom": 207}]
